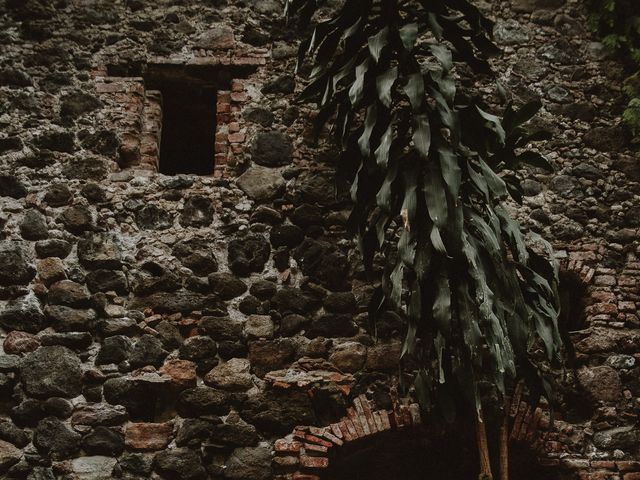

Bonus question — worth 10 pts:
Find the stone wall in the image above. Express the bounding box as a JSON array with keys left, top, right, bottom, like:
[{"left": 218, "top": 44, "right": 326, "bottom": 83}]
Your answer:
[{"left": 0, "top": 0, "right": 639, "bottom": 479}]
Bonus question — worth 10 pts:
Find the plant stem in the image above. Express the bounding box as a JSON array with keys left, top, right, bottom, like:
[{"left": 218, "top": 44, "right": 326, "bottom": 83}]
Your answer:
[
  {"left": 499, "top": 413, "right": 509, "bottom": 480},
  {"left": 476, "top": 408, "right": 493, "bottom": 480}
]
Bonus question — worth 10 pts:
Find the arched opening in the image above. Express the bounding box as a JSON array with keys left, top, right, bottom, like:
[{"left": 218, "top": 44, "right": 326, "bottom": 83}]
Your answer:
[{"left": 325, "top": 424, "right": 567, "bottom": 480}]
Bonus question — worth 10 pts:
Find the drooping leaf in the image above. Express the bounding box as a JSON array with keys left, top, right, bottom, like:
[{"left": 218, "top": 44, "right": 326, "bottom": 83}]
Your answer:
[
  {"left": 399, "top": 23, "right": 419, "bottom": 51},
  {"left": 376, "top": 66, "right": 398, "bottom": 107},
  {"left": 368, "top": 26, "right": 389, "bottom": 63}
]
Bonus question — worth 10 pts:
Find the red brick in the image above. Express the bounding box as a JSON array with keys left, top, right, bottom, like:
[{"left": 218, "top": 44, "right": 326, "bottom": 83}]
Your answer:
[
  {"left": 274, "top": 440, "right": 302, "bottom": 453},
  {"left": 304, "top": 434, "right": 332, "bottom": 449},
  {"left": 293, "top": 473, "right": 320, "bottom": 480},
  {"left": 618, "top": 461, "right": 640, "bottom": 473},
  {"left": 624, "top": 474, "right": 640, "bottom": 480},
  {"left": 228, "top": 132, "right": 245, "bottom": 143},
  {"left": 299, "top": 456, "right": 329, "bottom": 469},
  {"left": 231, "top": 92, "right": 248, "bottom": 102}
]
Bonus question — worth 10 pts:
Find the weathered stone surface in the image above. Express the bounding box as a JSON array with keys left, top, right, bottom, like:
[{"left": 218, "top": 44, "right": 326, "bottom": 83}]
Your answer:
[
  {"left": 244, "top": 314, "right": 274, "bottom": 339},
  {"left": 204, "top": 358, "right": 253, "bottom": 391},
  {"left": 177, "top": 386, "right": 231, "bottom": 417},
  {"left": 228, "top": 234, "right": 271, "bottom": 276},
  {"left": 47, "top": 280, "right": 90, "bottom": 308},
  {"left": 128, "top": 290, "right": 223, "bottom": 313},
  {"left": 208, "top": 272, "right": 247, "bottom": 299},
  {"left": 59, "top": 205, "right": 94, "bottom": 234},
  {"left": 329, "top": 341, "right": 367, "bottom": 373},
  {"left": 577, "top": 366, "right": 622, "bottom": 403},
  {"left": 179, "top": 335, "right": 218, "bottom": 373},
  {"left": 36, "top": 257, "right": 67, "bottom": 286},
  {"left": 512, "top": 0, "right": 565, "bottom": 13},
  {"left": 20, "top": 346, "right": 82, "bottom": 398},
  {"left": 180, "top": 195, "right": 214, "bottom": 227},
  {"left": 365, "top": 341, "right": 402, "bottom": 371},
  {"left": 3, "top": 330, "right": 40, "bottom": 354},
  {"left": 20, "top": 210, "right": 49, "bottom": 240},
  {"left": 251, "top": 131, "right": 293, "bottom": 167},
  {"left": 71, "top": 403, "right": 129, "bottom": 426},
  {"left": 33, "top": 417, "right": 81, "bottom": 459},
  {"left": 248, "top": 339, "right": 295, "bottom": 376},
  {"left": 35, "top": 239, "right": 72, "bottom": 259},
  {"left": 198, "top": 316, "right": 243, "bottom": 341},
  {"left": 135, "top": 204, "right": 174, "bottom": 230},
  {"left": 0, "top": 440, "right": 22, "bottom": 473},
  {"left": 593, "top": 426, "right": 640, "bottom": 450},
  {"left": 194, "top": 23, "right": 234, "bottom": 50},
  {"left": 242, "top": 390, "right": 316, "bottom": 434},
  {"left": 210, "top": 412, "right": 258, "bottom": 447},
  {"left": 224, "top": 446, "right": 272, "bottom": 480},
  {"left": 0, "top": 295, "right": 45, "bottom": 333},
  {"left": 272, "top": 288, "right": 322, "bottom": 315},
  {"left": 69, "top": 456, "right": 117, "bottom": 480},
  {"left": 0, "top": 175, "right": 27, "bottom": 199},
  {"left": 125, "top": 422, "right": 173, "bottom": 451},
  {"left": 175, "top": 418, "right": 217, "bottom": 447},
  {"left": 82, "top": 426, "right": 125, "bottom": 455},
  {"left": 77, "top": 234, "right": 123, "bottom": 270},
  {"left": 0, "top": 242, "right": 35, "bottom": 285},
  {"left": 153, "top": 447, "right": 206, "bottom": 480},
  {"left": 237, "top": 165, "right": 285, "bottom": 201},
  {"left": 129, "top": 334, "right": 168, "bottom": 368},
  {"left": 45, "top": 305, "right": 96, "bottom": 331},
  {"left": 95, "top": 335, "right": 133, "bottom": 365},
  {"left": 172, "top": 238, "right": 218, "bottom": 276},
  {"left": 159, "top": 359, "right": 197, "bottom": 389},
  {"left": 307, "top": 314, "right": 358, "bottom": 339},
  {"left": 86, "top": 269, "right": 128, "bottom": 294}
]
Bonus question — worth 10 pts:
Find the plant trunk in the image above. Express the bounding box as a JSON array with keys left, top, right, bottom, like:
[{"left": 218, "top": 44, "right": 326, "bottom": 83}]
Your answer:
[
  {"left": 476, "top": 408, "right": 493, "bottom": 480},
  {"left": 499, "top": 413, "right": 509, "bottom": 480}
]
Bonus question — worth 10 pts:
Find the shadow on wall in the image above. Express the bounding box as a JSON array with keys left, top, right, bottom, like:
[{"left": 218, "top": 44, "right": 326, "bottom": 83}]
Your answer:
[{"left": 325, "top": 426, "right": 567, "bottom": 480}]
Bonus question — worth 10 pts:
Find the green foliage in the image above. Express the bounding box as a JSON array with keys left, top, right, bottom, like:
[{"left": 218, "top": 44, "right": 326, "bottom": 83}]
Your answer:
[
  {"left": 285, "top": 0, "right": 562, "bottom": 420},
  {"left": 588, "top": 0, "right": 640, "bottom": 139}
]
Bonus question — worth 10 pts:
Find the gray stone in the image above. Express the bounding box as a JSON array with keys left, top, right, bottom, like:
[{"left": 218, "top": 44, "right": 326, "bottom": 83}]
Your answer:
[
  {"left": 593, "top": 426, "right": 640, "bottom": 450},
  {"left": 45, "top": 305, "right": 96, "bottom": 331},
  {"left": 194, "top": 24, "right": 234, "bottom": 50},
  {"left": 244, "top": 315, "right": 274, "bottom": 339},
  {"left": 20, "top": 210, "right": 49, "bottom": 240},
  {"left": 153, "top": 447, "right": 206, "bottom": 480},
  {"left": 47, "top": 280, "right": 90, "bottom": 308},
  {"left": 237, "top": 165, "right": 285, "bottom": 201},
  {"left": 606, "top": 354, "right": 636, "bottom": 369},
  {"left": 0, "top": 440, "right": 22, "bottom": 473},
  {"left": 77, "top": 234, "right": 123, "bottom": 270},
  {"left": 224, "top": 446, "right": 272, "bottom": 480},
  {"left": 0, "top": 242, "right": 35, "bottom": 285},
  {"left": 204, "top": 358, "right": 253, "bottom": 391},
  {"left": 251, "top": 131, "right": 293, "bottom": 167},
  {"left": 180, "top": 195, "right": 214, "bottom": 227},
  {"left": 71, "top": 403, "right": 129, "bottom": 427},
  {"left": 577, "top": 366, "right": 621, "bottom": 403},
  {"left": 493, "top": 19, "right": 530, "bottom": 45},
  {"left": 0, "top": 295, "right": 45, "bottom": 333},
  {"left": 69, "top": 456, "right": 117, "bottom": 480},
  {"left": 20, "top": 346, "right": 82, "bottom": 398},
  {"left": 512, "top": 0, "right": 565, "bottom": 13},
  {"left": 208, "top": 272, "right": 247, "bottom": 300},
  {"left": 33, "top": 417, "right": 81, "bottom": 459}
]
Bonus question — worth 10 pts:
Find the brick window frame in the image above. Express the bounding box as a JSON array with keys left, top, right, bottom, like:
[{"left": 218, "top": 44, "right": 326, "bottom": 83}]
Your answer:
[{"left": 93, "top": 55, "right": 264, "bottom": 178}]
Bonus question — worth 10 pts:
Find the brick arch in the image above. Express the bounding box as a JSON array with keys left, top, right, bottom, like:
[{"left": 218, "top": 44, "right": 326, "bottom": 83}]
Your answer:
[
  {"left": 271, "top": 383, "right": 550, "bottom": 480},
  {"left": 272, "top": 393, "right": 423, "bottom": 480}
]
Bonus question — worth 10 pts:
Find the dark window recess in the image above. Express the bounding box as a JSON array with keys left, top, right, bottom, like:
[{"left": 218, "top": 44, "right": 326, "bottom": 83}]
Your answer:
[
  {"left": 156, "top": 83, "right": 217, "bottom": 175},
  {"left": 558, "top": 269, "right": 588, "bottom": 332}
]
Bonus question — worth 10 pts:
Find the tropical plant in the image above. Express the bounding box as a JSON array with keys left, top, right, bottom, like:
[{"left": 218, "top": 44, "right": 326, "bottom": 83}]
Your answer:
[{"left": 284, "top": 1, "right": 563, "bottom": 479}]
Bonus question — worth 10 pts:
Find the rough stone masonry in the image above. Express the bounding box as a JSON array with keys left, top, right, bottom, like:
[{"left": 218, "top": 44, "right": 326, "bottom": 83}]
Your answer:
[{"left": 0, "top": 0, "right": 639, "bottom": 479}]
